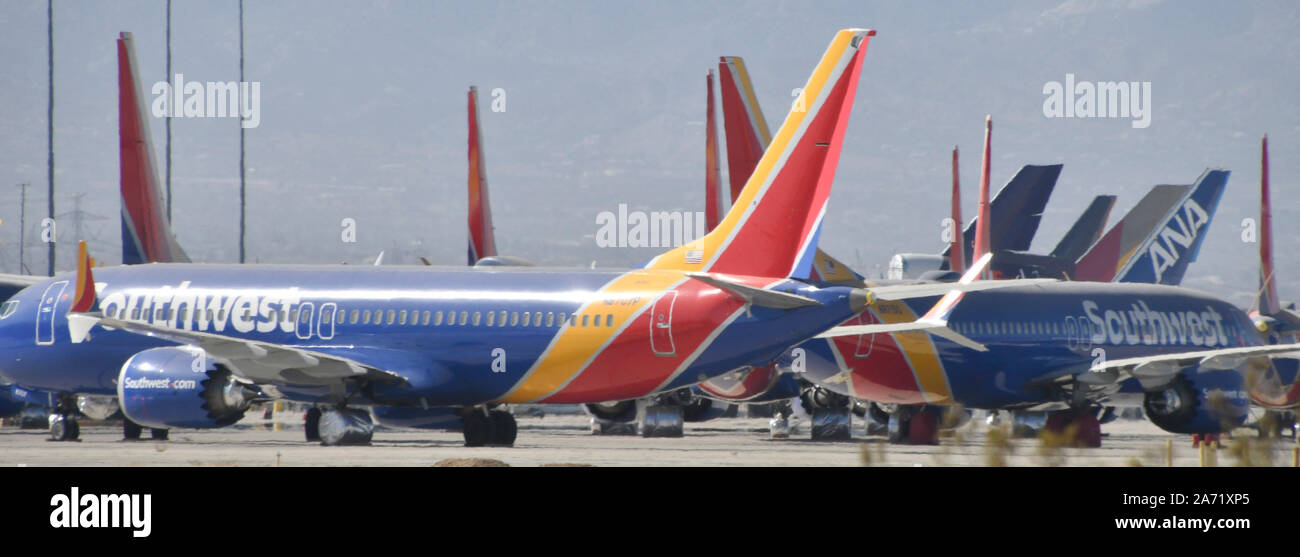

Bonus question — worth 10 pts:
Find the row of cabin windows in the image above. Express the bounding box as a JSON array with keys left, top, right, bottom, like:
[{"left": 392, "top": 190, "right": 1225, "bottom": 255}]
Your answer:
[
  {"left": 951, "top": 321, "right": 1068, "bottom": 337},
  {"left": 105, "top": 305, "right": 615, "bottom": 330},
  {"left": 345, "top": 309, "right": 615, "bottom": 329},
  {"left": 109, "top": 306, "right": 286, "bottom": 324}
]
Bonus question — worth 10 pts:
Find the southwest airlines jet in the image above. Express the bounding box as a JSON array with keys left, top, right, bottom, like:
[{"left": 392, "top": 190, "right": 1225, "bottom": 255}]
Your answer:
[{"left": 2, "top": 29, "right": 1031, "bottom": 447}]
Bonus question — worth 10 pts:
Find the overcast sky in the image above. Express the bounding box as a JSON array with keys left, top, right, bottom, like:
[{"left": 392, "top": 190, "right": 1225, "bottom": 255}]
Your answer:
[{"left": 0, "top": 0, "right": 1296, "bottom": 307}]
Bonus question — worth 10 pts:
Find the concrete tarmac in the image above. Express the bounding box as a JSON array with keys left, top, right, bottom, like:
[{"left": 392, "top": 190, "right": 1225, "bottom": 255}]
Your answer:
[{"left": 2, "top": 412, "right": 1297, "bottom": 467}]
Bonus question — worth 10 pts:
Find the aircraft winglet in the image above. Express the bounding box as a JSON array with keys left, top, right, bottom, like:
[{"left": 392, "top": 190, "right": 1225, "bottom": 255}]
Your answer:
[{"left": 67, "top": 241, "right": 102, "bottom": 344}]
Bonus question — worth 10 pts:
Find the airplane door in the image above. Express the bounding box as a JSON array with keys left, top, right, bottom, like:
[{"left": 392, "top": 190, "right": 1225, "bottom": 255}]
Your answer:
[
  {"left": 317, "top": 302, "right": 337, "bottom": 340},
  {"left": 296, "top": 302, "right": 315, "bottom": 340},
  {"left": 35, "top": 281, "right": 69, "bottom": 345},
  {"left": 852, "top": 313, "right": 876, "bottom": 358},
  {"left": 649, "top": 291, "right": 677, "bottom": 356}
]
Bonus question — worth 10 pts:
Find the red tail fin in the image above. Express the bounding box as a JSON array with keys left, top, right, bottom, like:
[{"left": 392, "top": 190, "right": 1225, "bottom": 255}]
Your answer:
[
  {"left": 949, "top": 146, "right": 965, "bottom": 274},
  {"left": 650, "top": 30, "right": 874, "bottom": 279},
  {"left": 705, "top": 71, "right": 725, "bottom": 232},
  {"left": 119, "top": 32, "right": 188, "bottom": 265},
  {"left": 972, "top": 116, "right": 992, "bottom": 278},
  {"left": 1257, "top": 134, "right": 1280, "bottom": 315},
  {"left": 717, "top": 56, "right": 773, "bottom": 204},
  {"left": 467, "top": 86, "right": 497, "bottom": 265}
]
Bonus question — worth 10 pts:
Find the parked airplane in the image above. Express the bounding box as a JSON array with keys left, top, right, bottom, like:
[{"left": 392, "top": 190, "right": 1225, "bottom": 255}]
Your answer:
[
  {"left": 1243, "top": 135, "right": 1300, "bottom": 420},
  {"left": 7, "top": 29, "right": 1028, "bottom": 448},
  {"left": 797, "top": 161, "right": 1300, "bottom": 445},
  {"left": 0, "top": 31, "right": 183, "bottom": 429}
]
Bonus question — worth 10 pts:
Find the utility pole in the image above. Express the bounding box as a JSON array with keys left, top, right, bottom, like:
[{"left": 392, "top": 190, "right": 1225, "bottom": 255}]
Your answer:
[
  {"left": 239, "top": 0, "right": 246, "bottom": 263},
  {"left": 18, "top": 183, "right": 28, "bottom": 274},
  {"left": 47, "top": 0, "right": 55, "bottom": 276},
  {"left": 166, "top": 0, "right": 172, "bottom": 222}
]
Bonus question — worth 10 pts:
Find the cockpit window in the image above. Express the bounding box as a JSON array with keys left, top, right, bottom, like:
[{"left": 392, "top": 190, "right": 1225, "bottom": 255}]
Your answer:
[{"left": 0, "top": 300, "right": 17, "bottom": 319}]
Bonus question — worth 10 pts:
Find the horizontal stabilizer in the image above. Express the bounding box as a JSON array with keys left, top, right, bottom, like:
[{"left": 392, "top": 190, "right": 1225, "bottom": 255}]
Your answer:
[
  {"left": 816, "top": 318, "right": 988, "bottom": 351},
  {"left": 867, "top": 277, "right": 1054, "bottom": 301},
  {"left": 686, "top": 273, "right": 819, "bottom": 309}
]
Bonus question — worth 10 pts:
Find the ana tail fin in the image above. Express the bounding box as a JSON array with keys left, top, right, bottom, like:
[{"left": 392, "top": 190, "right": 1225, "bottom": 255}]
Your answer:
[
  {"left": 1092, "top": 170, "right": 1228, "bottom": 285},
  {"left": 1049, "top": 195, "right": 1116, "bottom": 262},
  {"left": 649, "top": 30, "right": 875, "bottom": 280},
  {"left": 118, "top": 32, "right": 188, "bottom": 265},
  {"left": 1073, "top": 184, "right": 1187, "bottom": 281},
  {"left": 704, "top": 70, "right": 725, "bottom": 232},
  {"left": 467, "top": 86, "right": 497, "bottom": 265},
  {"left": 717, "top": 56, "right": 774, "bottom": 204}
]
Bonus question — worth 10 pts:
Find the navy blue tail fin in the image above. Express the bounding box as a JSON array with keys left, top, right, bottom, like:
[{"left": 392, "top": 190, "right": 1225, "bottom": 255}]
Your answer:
[
  {"left": 943, "top": 164, "right": 1061, "bottom": 263},
  {"left": 1050, "top": 195, "right": 1116, "bottom": 262}
]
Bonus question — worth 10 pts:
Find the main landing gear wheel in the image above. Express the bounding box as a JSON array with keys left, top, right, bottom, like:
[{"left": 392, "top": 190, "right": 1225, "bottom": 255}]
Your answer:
[
  {"left": 49, "top": 414, "right": 80, "bottom": 442},
  {"left": 810, "top": 408, "right": 851, "bottom": 440},
  {"left": 463, "top": 409, "right": 518, "bottom": 447},
  {"left": 639, "top": 404, "right": 685, "bottom": 438},
  {"left": 304, "top": 407, "right": 322, "bottom": 442},
  {"left": 48, "top": 395, "right": 81, "bottom": 442},
  {"left": 907, "top": 410, "right": 939, "bottom": 445},
  {"left": 490, "top": 410, "right": 517, "bottom": 446},
  {"left": 1044, "top": 410, "right": 1102, "bottom": 448},
  {"left": 150, "top": 428, "right": 169, "bottom": 441},
  {"left": 123, "top": 418, "right": 144, "bottom": 440},
  {"left": 317, "top": 408, "right": 374, "bottom": 446}
]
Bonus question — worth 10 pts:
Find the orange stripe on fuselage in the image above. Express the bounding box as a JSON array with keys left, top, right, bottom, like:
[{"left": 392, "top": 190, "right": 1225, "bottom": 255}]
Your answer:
[
  {"left": 497, "top": 269, "right": 688, "bottom": 403},
  {"left": 860, "top": 300, "right": 952, "bottom": 404},
  {"left": 541, "top": 279, "right": 746, "bottom": 403}
]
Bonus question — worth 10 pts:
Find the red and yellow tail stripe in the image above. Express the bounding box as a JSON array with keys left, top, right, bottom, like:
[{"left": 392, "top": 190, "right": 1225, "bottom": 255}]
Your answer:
[
  {"left": 467, "top": 86, "right": 497, "bottom": 265},
  {"left": 705, "top": 70, "right": 725, "bottom": 232},
  {"left": 718, "top": 56, "right": 773, "bottom": 203},
  {"left": 70, "top": 241, "right": 97, "bottom": 313},
  {"left": 649, "top": 29, "right": 875, "bottom": 280}
]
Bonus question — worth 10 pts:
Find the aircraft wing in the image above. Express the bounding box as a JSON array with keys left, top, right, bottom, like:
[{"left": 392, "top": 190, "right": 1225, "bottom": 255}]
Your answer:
[
  {"left": 815, "top": 318, "right": 988, "bottom": 351},
  {"left": 1077, "top": 343, "right": 1300, "bottom": 389},
  {"left": 0, "top": 273, "right": 43, "bottom": 289},
  {"left": 69, "top": 312, "right": 407, "bottom": 387},
  {"left": 866, "top": 277, "right": 1054, "bottom": 301}
]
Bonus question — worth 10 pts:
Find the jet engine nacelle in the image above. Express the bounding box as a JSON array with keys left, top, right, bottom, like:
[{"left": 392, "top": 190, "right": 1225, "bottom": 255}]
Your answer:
[
  {"left": 697, "top": 365, "right": 781, "bottom": 402},
  {"left": 1143, "top": 369, "right": 1249, "bottom": 435},
  {"left": 117, "top": 346, "right": 254, "bottom": 429}
]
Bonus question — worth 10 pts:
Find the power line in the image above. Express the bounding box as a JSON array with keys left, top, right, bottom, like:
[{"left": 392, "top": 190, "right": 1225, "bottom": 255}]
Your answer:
[{"left": 47, "top": 0, "right": 55, "bottom": 276}]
